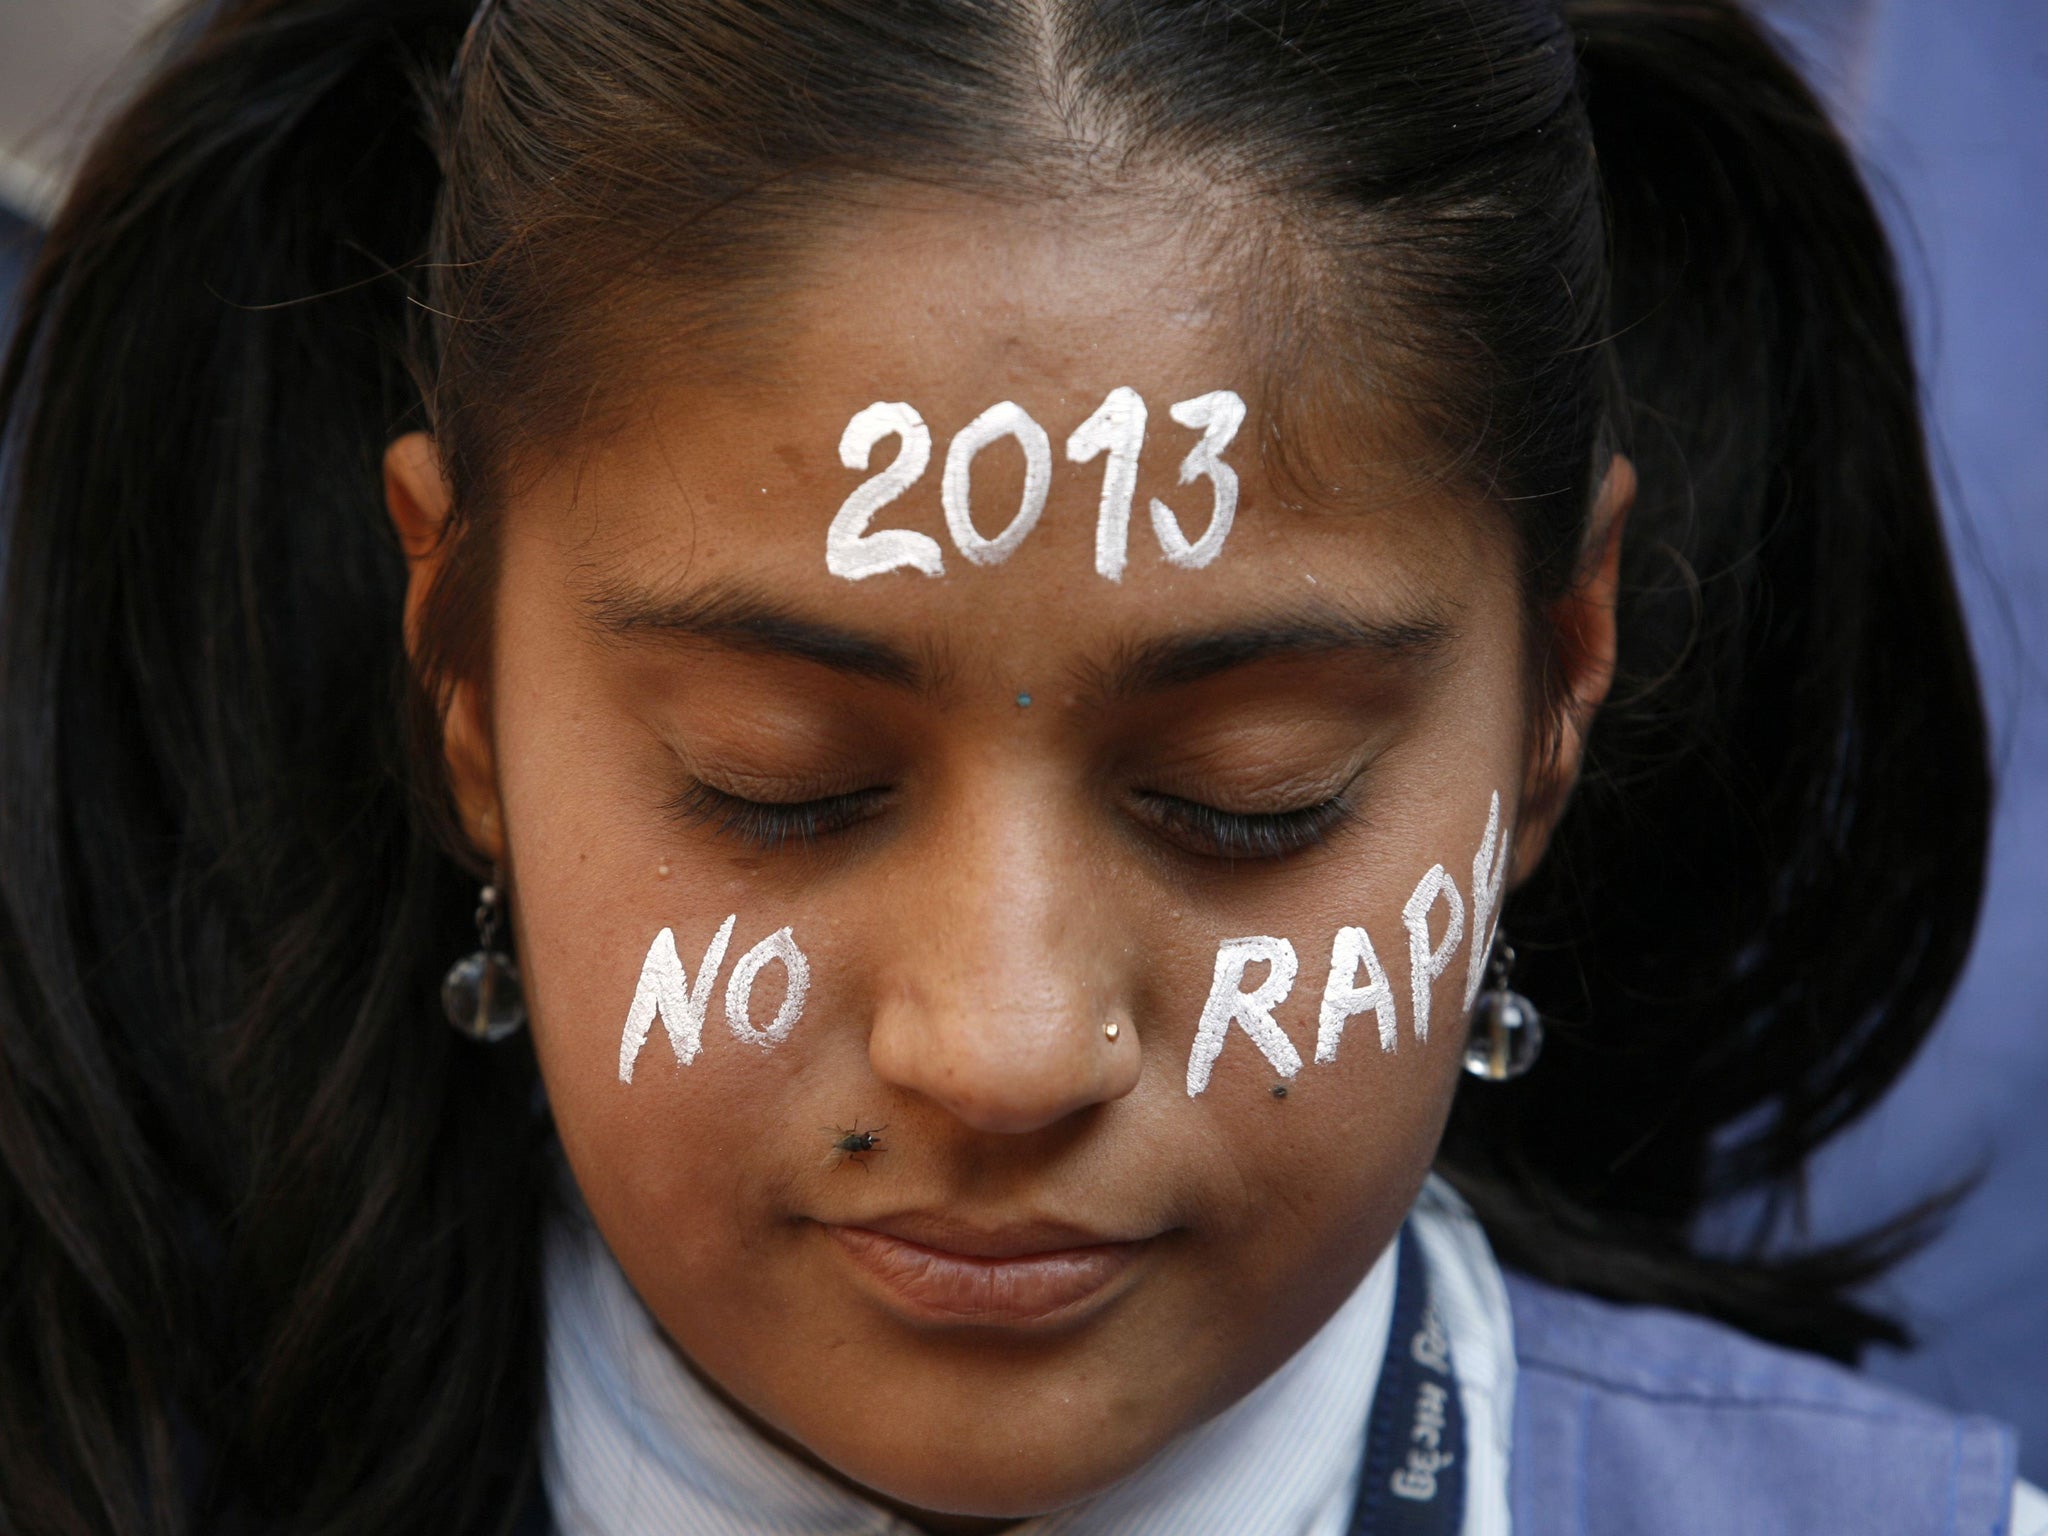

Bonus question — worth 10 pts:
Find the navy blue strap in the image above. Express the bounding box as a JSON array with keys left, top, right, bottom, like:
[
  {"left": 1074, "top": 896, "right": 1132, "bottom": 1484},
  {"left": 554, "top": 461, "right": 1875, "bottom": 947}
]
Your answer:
[{"left": 1348, "top": 1227, "right": 1468, "bottom": 1535}]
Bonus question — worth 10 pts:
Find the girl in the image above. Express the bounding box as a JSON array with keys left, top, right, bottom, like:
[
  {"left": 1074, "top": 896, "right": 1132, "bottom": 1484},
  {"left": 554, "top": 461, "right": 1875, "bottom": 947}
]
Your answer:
[{"left": 0, "top": 0, "right": 2035, "bottom": 1532}]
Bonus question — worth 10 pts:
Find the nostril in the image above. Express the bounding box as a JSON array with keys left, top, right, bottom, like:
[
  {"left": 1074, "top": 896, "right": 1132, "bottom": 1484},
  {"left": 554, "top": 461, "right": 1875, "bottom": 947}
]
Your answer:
[{"left": 867, "top": 999, "right": 1144, "bottom": 1135}]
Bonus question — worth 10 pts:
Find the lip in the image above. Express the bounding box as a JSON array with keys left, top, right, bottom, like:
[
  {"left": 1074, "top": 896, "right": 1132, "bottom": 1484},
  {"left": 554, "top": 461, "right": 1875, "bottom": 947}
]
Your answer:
[{"left": 821, "top": 1215, "right": 1152, "bottom": 1327}]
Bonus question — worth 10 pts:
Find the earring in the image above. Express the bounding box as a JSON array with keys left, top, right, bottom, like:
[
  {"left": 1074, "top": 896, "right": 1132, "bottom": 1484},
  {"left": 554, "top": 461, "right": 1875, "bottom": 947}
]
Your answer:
[
  {"left": 442, "top": 869, "right": 527, "bottom": 1042},
  {"left": 1462, "top": 935, "right": 1542, "bottom": 1081}
]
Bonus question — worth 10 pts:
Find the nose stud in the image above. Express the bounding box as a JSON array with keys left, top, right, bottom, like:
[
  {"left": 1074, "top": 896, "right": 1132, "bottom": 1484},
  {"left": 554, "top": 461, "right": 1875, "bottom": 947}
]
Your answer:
[{"left": 1104, "top": 1018, "right": 1122, "bottom": 1043}]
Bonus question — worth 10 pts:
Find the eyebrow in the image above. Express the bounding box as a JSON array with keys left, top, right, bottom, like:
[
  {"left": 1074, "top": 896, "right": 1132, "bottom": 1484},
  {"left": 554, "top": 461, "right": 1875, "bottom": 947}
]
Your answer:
[
  {"left": 581, "top": 580, "right": 926, "bottom": 688},
  {"left": 581, "top": 578, "right": 1455, "bottom": 697},
  {"left": 1096, "top": 603, "right": 1458, "bottom": 696}
]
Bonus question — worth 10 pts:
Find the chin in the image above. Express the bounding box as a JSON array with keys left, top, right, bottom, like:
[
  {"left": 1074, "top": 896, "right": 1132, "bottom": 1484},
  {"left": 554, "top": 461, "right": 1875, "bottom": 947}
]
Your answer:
[
  {"left": 796, "top": 1401, "right": 1167, "bottom": 1521},
  {"left": 834, "top": 1457, "right": 1124, "bottom": 1523}
]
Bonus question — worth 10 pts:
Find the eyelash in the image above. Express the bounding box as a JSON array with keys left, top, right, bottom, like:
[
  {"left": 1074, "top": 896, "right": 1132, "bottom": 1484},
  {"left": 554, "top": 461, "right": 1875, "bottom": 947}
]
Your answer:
[
  {"left": 1132, "top": 791, "right": 1358, "bottom": 861},
  {"left": 669, "top": 779, "right": 1355, "bottom": 861},
  {"left": 665, "top": 781, "right": 889, "bottom": 850}
]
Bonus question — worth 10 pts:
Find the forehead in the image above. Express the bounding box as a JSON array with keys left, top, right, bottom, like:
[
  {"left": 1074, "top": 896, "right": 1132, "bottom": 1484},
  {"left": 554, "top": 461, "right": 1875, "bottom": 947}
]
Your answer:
[
  {"left": 520, "top": 196, "right": 1505, "bottom": 670},
  {"left": 778, "top": 197, "right": 1245, "bottom": 406}
]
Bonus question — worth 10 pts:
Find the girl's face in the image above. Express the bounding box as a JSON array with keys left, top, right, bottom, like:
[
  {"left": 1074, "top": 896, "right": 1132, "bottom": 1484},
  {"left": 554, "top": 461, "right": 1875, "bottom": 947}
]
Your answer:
[{"left": 391, "top": 203, "right": 1619, "bottom": 1526}]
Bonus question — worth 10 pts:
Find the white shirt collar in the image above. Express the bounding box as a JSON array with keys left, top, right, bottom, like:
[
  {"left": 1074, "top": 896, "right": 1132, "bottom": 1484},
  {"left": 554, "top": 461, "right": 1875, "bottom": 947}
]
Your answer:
[{"left": 543, "top": 1175, "right": 1514, "bottom": 1536}]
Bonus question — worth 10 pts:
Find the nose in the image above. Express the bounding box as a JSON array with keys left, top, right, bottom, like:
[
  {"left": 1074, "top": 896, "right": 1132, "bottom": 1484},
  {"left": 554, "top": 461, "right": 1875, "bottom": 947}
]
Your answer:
[{"left": 866, "top": 787, "right": 1142, "bottom": 1135}]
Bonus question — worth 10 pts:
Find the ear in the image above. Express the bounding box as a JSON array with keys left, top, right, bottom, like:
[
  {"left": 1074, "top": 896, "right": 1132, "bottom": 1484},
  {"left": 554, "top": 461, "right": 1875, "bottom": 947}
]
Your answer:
[
  {"left": 1509, "top": 453, "right": 1634, "bottom": 880},
  {"left": 385, "top": 432, "right": 505, "bottom": 866}
]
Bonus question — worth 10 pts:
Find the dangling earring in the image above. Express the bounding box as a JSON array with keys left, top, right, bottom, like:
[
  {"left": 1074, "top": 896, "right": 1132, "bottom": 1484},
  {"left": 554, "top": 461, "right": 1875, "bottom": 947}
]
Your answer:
[
  {"left": 442, "top": 868, "right": 527, "bottom": 1042},
  {"left": 1462, "top": 935, "right": 1542, "bottom": 1081}
]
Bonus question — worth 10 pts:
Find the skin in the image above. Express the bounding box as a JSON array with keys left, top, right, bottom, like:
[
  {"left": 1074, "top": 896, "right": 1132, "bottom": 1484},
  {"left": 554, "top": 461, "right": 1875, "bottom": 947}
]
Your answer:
[{"left": 386, "top": 199, "right": 1630, "bottom": 1530}]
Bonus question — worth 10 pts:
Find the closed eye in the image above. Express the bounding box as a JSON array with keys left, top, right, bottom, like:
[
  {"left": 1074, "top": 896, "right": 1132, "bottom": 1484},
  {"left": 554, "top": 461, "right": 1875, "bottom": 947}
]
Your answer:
[
  {"left": 665, "top": 778, "right": 1357, "bottom": 860},
  {"left": 1130, "top": 790, "right": 1356, "bottom": 861},
  {"left": 665, "top": 780, "right": 891, "bottom": 850}
]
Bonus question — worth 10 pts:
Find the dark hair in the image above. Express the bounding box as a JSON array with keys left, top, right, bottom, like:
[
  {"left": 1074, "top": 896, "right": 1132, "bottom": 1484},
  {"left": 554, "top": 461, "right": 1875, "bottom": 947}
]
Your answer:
[{"left": 0, "top": 0, "right": 1988, "bottom": 1530}]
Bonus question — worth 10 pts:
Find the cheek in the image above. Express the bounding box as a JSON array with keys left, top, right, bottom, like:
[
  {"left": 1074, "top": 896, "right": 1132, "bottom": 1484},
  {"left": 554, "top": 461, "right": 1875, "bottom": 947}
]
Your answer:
[
  {"left": 483, "top": 616, "right": 778, "bottom": 1237},
  {"left": 516, "top": 855, "right": 864, "bottom": 1289},
  {"left": 1154, "top": 847, "right": 1482, "bottom": 1235},
  {"left": 1148, "top": 751, "right": 1521, "bottom": 1276}
]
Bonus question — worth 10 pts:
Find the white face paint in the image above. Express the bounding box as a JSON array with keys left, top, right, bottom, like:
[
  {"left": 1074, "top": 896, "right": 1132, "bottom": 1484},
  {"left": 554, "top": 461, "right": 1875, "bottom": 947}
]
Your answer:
[
  {"left": 1148, "top": 389, "right": 1244, "bottom": 570},
  {"left": 1400, "top": 865, "right": 1465, "bottom": 1046},
  {"left": 1064, "top": 385, "right": 1146, "bottom": 582},
  {"left": 1185, "top": 935, "right": 1302, "bottom": 1096},
  {"left": 1463, "top": 790, "right": 1508, "bottom": 1008},
  {"left": 618, "top": 918, "right": 810, "bottom": 1082},
  {"left": 618, "top": 916, "right": 735, "bottom": 1083},
  {"left": 1316, "top": 924, "right": 1398, "bottom": 1061},
  {"left": 624, "top": 801, "right": 1504, "bottom": 1095},
  {"left": 724, "top": 926, "right": 811, "bottom": 1048},
  {"left": 1185, "top": 793, "right": 1510, "bottom": 1093},
  {"left": 824, "top": 387, "right": 1246, "bottom": 580},
  {"left": 827, "top": 402, "right": 944, "bottom": 581},
  {"left": 941, "top": 399, "right": 1053, "bottom": 566}
]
